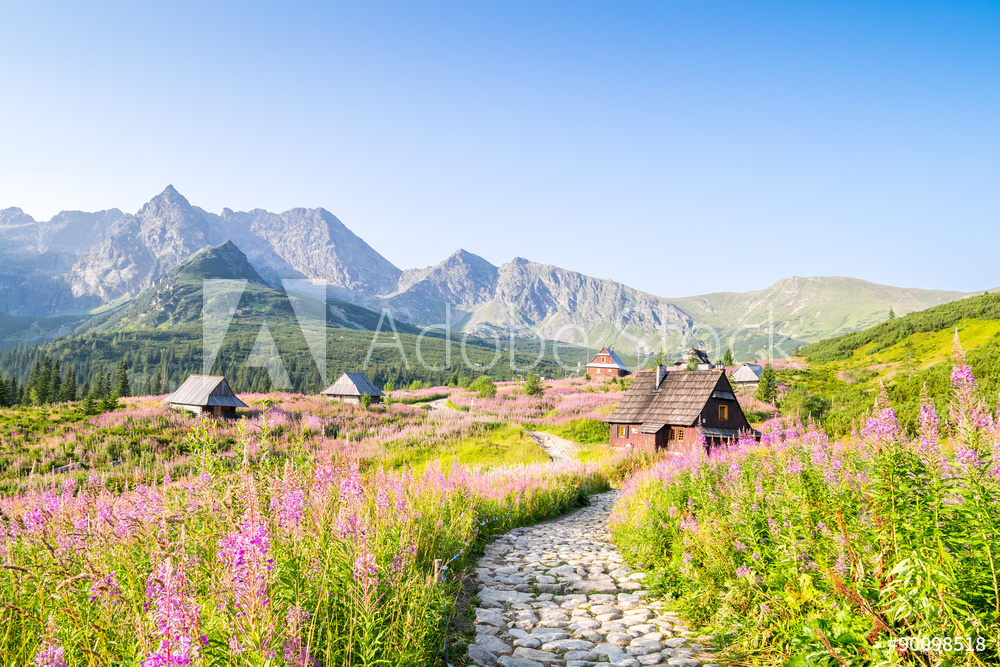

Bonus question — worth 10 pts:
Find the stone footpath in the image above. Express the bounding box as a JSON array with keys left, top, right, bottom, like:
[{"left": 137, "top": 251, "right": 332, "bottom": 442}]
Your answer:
[{"left": 465, "top": 492, "right": 722, "bottom": 667}]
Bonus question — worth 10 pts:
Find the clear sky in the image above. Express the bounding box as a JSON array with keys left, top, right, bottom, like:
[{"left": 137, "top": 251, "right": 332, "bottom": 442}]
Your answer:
[{"left": 1, "top": 1, "right": 997, "bottom": 297}]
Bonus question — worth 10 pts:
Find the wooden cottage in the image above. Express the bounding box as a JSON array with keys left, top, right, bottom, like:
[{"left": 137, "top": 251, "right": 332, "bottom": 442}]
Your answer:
[
  {"left": 163, "top": 375, "right": 248, "bottom": 417},
  {"left": 730, "top": 362, "right": 763, "bottom": 388},
  {"left": 321, "top": 372, "right": 385, "bottom": 404},
  {"left": 673, "top": 347, "right": 714, "bottom": 370},
  {"left": 586, "top": 346, "right": 631, "bottom": 378},
  {"left": 605, "top": 365, "right": 757, "bottom": 452}
]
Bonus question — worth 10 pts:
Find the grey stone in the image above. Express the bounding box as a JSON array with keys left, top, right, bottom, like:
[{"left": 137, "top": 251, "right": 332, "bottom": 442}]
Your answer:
[
  {"left": 512, "top": 647, "right": 561, "bottom": 664},
  {"left": 541, "top": 638, "right": 596, "bottom": 653},
  {"left": 475, "top": 635, "right": 514, "bottom": 656},
  {"left": 498, "top": 658, "right": 545, "bottom": 667},
  {"left": 468, "top": 644, "right": 500, "bottom": 666}
]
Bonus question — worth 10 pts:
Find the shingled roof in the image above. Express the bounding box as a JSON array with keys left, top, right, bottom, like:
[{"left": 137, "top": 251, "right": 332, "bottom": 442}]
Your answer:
[
  {"left": 164, "top": 375, "right": 248, "bottom": 408},
  {"left": 321, "top": 372, "right": 385, "bottom": 398},
  {"left": 731, "top": 363, "right": 763, "bottom": 383},
  {"left": 605, "top": 368, "right": 725, "bottom": 427}
]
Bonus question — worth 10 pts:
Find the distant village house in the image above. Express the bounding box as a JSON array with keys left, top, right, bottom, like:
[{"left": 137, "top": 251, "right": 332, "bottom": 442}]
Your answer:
[
  {"left": 604, "top": 365, "right": 757, "bottom": 452},
  {"left": 673, "top": 347, "right": 715, "bottom": 370},
  {"left": 321, "top": 372, "right": 385, "bottom": 404},
  {"left": 163, "top": 375, "right": 248, "bottom": 417},
  {"left": 730, "top": 362, "right": 764, "bottom": 388},
  {"left": 586, "top": 346, "right": 631, "bottom": 378}
]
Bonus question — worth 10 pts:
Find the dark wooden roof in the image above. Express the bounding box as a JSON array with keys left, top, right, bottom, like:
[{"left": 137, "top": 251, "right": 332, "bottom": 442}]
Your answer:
[
  {"left": 321, "top": 372, "right": 385, "bottom": 398},
  {"left": 164, "top": 375, "right": 248, "bottom": 408},
  {"left": 605, "top": 369, "right": 725, "bottom": 427}
]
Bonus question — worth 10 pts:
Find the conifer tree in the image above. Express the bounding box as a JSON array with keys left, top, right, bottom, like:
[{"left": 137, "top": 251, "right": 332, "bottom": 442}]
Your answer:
[
  {"left": 722, "top": 348, "right": 734, "bottom": 368},
  {"left": 114, "top": 358, "right": 130, "bottom": 398},
  {"left": 61, "top": 369, "right": 77, "bottom": 402},
  {"left": 90, "top": 364, "right": 107, "bottom": 401},
  {"left": 49, "top": 360, "right": 62, "bottom": 402},
  {"left": 26, "top": 359, "right": 41, "bottom": 396},
  {"left": 756, "top": 363, "right": 778, "bottom": 404}
]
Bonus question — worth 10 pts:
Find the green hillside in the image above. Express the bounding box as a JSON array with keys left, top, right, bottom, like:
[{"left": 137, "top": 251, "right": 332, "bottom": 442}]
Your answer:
[
  {"left": 674, "top": 276, "right": 974, "bottom": 359},
  {"left": 0, "top": 243, "right": 590, "bottom": 397},
  {"left": 0, "top": 312, "right": 88, "bottom": 349},
  {"left": 784, "top": 291, "right": 1000, "bottom": 435}
]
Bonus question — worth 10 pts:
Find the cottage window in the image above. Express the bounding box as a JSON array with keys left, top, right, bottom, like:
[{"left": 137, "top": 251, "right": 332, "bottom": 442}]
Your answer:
[
  {"left": 719, "top": 404, "right": 729, "bottom": 421},
  {"left": 677, "top": 429, "right": 684, "bottom": 441},
  {"left": 668, "top": 428, "right": 675, "bottom": 441},
  {"left": 617, "top": 425, "right": 627, "bottom": 438}
]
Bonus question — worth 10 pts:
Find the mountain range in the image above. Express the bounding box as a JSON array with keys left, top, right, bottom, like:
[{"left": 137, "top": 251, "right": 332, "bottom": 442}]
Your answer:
[{"left": 0, "top": 186, "right": 984, "bottom": 359}]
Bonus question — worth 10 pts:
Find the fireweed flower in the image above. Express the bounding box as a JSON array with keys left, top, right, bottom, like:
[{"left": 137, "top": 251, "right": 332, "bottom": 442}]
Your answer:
[
  {"left": 952, "top": 364, "right": 977, "bottom": 389},
  {"left": 861, "top": 407, "right": 900, "bottom": 442},
  {"left": 218, "top": 518, "right": 275, "bottom": 611},
  {"left": 89, "top": 572, "right": 123, "bottom": 606},
  {"left": 283, "top": 605, "right": 316, "bottom": 667},
  {"left": 142, "top": 559, "right": 201, "bottom": 667},
  {"left": 33, "top": 617, "right": 67, "bottom": 667}
]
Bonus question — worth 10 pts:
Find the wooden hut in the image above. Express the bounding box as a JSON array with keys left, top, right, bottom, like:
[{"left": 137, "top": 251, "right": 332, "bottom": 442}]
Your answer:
[
  {"left": 321, "top": 372, "right": 385, "bottom": 404},
  {"left": 586, "top": 346, "right": 631, "bottom": 378},
  {"left": 730, "top": 362, "right": 763, "bottom": 388},
  {"left": 672, "top": 347, "right": 714, "bottom": 370},
  {"left": 163, "top": 375, "right": 247, "bottom": 416},
  {"left": 605, "top": 365, "right": 757, "bottom": 452}
]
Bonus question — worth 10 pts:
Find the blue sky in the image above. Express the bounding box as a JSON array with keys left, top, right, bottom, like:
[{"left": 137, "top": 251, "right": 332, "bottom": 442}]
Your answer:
[{"left": 1, "top": 1, "right": 997, "bottom": 296}]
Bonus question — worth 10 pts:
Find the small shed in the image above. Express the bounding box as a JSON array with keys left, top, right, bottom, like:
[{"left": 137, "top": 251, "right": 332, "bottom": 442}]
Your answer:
[
  {"left": 731, "top": 363, "right": 764, "bottom": 387},
  {"left": 321, "top": 372, "right": 385, "bottom": 404},
  {"left": 163, "top": 375, "right": 247, "bottom": 416}
]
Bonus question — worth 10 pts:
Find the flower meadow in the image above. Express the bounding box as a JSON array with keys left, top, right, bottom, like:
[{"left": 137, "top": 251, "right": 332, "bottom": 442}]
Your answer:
[
  {"left": 0, "top": 379, "right": 626, "bottom": 665},
  {"left": 0, "top": 447, "right": 610, "bottom": 665},
  {"left": 447, "top": 377, "right": 621, "bottom": 427},
  {"left": 610, "top": 337, "right": 1000, "bottom": 665}
]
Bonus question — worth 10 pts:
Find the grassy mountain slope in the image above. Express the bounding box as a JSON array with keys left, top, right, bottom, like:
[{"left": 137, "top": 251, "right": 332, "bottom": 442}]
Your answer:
[
  {"left": 674, "top": 276, "right": 974, "bottom": 357},
  {"left": 0, "top": 313, "right": 87, "bottom": 349},
  {"left": 784, "top": 291, "right": 1000, "bottom": 435},
  {"left": 0, "top": 243, "right": 591, "bottom": 396}
]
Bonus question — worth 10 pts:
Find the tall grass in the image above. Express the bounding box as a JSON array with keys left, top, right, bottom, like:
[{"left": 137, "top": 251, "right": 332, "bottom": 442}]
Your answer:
[
  {"left": 610, "top": 337, "right": 1000, "bottom": 666},
  {"left": 0, "top": 449, "right": 609, "bottom": 665}
]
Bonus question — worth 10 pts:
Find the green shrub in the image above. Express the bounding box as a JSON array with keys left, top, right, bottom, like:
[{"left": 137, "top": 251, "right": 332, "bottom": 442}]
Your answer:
[{"left": 470, "top": 376, "right": 496, "bottom": 399}]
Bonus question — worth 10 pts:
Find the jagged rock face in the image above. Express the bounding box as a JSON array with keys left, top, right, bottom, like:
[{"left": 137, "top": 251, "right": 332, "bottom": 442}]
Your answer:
[
  {"left": 464, "top": 257, "right": 692, "bottom": 346},
  {"left": 0, "top": 207, "right": 127, "bottom": 315},
  {"left": 387, "top": 249, "right": 500, "bottom": 325},
  {"left": 66, "top": 186, "right": 400, "bottom": 304},
  {"left": 387, "top": 252, "right": 693, "bottom": 350},
  {"left": 69, "top": 187, "right": 213, "bottom": 302},
  {"left": 0, "top": 187, "right": 980, "bottom": 356},
  {"left": 396, "top": 249, "right": 499, "bottom": 305},
  {"left": 222, "top": 207, "right": 401, "bottom": 293}
]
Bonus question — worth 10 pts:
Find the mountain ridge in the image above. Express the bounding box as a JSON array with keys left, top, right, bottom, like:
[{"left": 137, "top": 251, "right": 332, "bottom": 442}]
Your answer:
[{"left": 0, "top": 187, "right": 986, "bottom": 358}]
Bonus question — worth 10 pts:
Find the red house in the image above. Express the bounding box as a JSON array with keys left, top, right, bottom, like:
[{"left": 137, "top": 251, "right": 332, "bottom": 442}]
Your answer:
[
  {"left": 586, "top": 346, "right": 630, "bottom": 377},
  {"left": 605, "top": 365, "right": 757, "bottom": 453}
]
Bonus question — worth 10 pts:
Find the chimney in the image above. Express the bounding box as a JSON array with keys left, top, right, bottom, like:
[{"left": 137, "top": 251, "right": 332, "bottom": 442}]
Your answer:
[{"left": 656, "top": 364, "right": 666, "bottom": 388}]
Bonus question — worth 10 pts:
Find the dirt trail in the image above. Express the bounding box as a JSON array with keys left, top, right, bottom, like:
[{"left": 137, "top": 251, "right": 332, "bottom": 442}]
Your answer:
[{"left": 527, "top": 430, "right": 579, "bottom": 462}]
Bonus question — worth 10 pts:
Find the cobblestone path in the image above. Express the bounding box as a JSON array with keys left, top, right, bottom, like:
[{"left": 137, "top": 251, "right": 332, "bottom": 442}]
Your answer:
[{"left": 465, "top": 492, "right": 722, "bottom": 667}]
